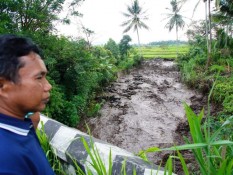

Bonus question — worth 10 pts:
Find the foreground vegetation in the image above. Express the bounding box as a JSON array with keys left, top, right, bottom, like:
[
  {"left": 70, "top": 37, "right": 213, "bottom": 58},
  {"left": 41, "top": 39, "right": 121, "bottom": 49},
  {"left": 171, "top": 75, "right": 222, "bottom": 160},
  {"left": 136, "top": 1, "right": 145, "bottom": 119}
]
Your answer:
[
  {"left": 37, "top": 124, "right": 144, "bottom": 175},
  {"left": 1, "top": 0, "right": 233, "bottom": 174},
  {"left": 37, "top": 101, "right": 233, "bottom": 174}
]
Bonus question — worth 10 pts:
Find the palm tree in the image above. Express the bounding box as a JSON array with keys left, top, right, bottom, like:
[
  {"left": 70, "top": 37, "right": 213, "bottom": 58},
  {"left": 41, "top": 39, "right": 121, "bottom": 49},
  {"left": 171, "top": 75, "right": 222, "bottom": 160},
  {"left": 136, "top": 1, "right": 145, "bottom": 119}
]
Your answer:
[
  {"left": 164, "top": 0, "right": 186, "bottom": 57},
  {"left": 121, "top": 0, "right": 149, "bottom": 56},
  {"left": 181, "top": 0, "right": 222, "bottom": 68},
  {"left": 192, "top": 0, "right": 213, "bottom": 68}
]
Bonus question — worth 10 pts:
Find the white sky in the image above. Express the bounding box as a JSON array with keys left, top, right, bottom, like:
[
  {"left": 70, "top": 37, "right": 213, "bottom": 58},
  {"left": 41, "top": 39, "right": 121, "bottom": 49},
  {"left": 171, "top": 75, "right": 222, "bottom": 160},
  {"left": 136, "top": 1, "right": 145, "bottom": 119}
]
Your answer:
[{"left": 56, "top": 0, "right": 207, "bottom": 45}]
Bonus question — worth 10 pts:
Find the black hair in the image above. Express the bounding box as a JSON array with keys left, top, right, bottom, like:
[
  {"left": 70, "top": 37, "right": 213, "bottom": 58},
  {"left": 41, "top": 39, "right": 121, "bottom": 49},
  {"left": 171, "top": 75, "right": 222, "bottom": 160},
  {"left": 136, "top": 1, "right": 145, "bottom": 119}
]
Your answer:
[{"left": 0, "top": 34, "right": 41, "bottom": 83}]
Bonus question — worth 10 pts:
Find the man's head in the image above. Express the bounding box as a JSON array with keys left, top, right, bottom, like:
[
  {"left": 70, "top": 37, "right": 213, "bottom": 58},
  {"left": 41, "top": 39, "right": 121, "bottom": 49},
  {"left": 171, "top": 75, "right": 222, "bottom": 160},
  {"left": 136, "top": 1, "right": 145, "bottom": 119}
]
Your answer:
[
  {"left": 0, "top": 34, "right": 52, "bottom": 119},
  {"left": 0, "top": 34, "right": 41, "bottom": 83}
]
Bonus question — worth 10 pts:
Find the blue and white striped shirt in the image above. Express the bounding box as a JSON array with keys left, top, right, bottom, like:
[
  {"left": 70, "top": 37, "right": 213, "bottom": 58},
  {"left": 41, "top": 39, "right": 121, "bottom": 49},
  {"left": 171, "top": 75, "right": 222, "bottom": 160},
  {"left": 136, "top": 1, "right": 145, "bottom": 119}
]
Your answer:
[{"left": 0, "top": 113, "right": 55, "bottom": 175}]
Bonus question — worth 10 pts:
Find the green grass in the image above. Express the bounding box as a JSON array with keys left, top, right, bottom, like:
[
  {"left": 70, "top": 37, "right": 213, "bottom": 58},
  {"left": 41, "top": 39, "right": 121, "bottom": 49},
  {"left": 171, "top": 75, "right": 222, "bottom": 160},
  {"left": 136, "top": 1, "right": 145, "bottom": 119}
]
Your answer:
[
  {"left": 137, "top": 45, "right": 189, "bottom": 59},
  {"left": 37, "top": 124, "right": 141, "bottom": 175}
]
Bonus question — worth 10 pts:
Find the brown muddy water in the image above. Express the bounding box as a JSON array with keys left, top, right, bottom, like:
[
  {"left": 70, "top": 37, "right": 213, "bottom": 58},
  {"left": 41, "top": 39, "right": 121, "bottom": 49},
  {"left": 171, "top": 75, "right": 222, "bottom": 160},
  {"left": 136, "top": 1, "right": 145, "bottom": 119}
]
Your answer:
[{"left": 78, "top": 59, "right": 206, "bottom": 171}]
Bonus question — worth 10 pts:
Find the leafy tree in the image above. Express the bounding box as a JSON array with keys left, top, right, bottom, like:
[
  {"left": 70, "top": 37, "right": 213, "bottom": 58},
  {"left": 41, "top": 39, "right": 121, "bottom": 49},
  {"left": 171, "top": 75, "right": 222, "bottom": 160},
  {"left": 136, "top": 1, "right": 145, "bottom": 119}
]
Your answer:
[
  {"left": 186, "top": 20, "right": 207, "bottom": 41},
  {"left": 104, "top": 38, "right": 120, "bottom": 60},
  {"left": 180, "top": 0, "right": 224, "bottom": 68},
  {"left": 119, "top": 35, "right": 132, "bottom": 58},
  {"left": 212, "top": 0, "right": 233, "bottom": 48},
  {"left": 0, "top": 0, "right": 83, "bottom": 33},
  {"left": 121, "top": 0, "right": 149, "bottom": 55}
]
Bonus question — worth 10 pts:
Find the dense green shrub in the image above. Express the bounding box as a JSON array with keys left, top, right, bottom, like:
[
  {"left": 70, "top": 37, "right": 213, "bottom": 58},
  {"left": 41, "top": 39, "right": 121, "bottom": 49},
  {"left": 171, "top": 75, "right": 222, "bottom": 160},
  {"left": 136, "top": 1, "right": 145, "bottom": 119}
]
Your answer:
[
  {"left": 177, "top": 28, "right": 233, "bottom": 157},
  {"left": 104, "top": 38, "right": 120, "bottom": 61},
  {"left": 212, "top": 76, "right": 233, "bottom": 114},
  {"left": 43, "top": 78, "right": 79, "bottom": 127},
  {"left": 223, "top": 94, "right": 233, "bottom": 114}
]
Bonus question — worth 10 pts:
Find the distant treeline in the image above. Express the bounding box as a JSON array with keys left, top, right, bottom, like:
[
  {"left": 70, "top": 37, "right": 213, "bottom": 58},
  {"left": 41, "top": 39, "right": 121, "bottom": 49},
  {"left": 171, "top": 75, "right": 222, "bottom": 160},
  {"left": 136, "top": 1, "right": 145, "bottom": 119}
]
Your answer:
[{"left": 147, "top": 40, "right": 188, "bottom": 46}]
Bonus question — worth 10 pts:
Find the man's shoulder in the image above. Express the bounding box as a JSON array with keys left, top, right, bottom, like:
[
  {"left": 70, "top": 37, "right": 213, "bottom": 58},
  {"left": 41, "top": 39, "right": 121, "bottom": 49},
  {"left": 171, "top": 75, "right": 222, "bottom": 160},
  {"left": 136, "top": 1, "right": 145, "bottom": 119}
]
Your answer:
[
  {"left": 0, "top": 132, "right": 21, "bottom": 154},
  {"left": 0, "top": 128, "right": 25, "bottom": 154}
]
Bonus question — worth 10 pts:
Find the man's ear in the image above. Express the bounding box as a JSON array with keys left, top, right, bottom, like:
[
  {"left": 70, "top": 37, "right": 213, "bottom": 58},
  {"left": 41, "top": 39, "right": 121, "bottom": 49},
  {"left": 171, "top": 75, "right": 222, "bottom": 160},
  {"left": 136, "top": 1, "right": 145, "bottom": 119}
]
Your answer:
[
  {"left": 0, "top": 77, "right": 5, "bottom": 89},
  {"left": 0, "top": 77, "right": 12, "bottom": 95}
]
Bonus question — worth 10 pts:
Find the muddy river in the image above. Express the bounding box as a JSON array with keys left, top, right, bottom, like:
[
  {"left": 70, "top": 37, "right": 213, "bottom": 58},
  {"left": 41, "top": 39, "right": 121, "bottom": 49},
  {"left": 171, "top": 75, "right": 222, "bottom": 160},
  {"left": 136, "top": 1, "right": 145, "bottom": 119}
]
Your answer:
[{"left": 81, "top": 59, "right": 205, "bottom": 164}]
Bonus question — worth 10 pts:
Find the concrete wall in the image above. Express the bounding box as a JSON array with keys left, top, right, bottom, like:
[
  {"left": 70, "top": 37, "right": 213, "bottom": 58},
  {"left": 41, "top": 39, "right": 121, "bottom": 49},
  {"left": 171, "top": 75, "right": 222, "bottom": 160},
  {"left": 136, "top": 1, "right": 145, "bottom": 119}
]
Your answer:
[{"left": 39, "top": 114, "right": 172, "bottom": 175}]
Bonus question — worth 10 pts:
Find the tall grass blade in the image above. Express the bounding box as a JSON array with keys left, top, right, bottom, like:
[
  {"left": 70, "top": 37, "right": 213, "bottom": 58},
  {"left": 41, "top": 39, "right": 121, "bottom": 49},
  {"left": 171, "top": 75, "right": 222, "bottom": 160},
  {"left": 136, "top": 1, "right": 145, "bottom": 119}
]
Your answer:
[
  {"left": 226, "top": 159, "right": 233, "bottom": 175},
  {"left": 69, "top": 154, "right": 86, "bottom": 175},
  {"left": 121, "top": 159, "right": 127, "bottom": 175},
  {"left": 184, "top": 103, "right": 205, "bottom": 143},
  {"left": 80, "top": 137, "right": 101, "bottom": 174},
  {"left": 108, "top": 149, "right": 112, "bottom": 175},
  {"left": 176, "top": 150, "right": 189, "bottom": 175},
  {"left": 216, "top": 159, "right": 227, "bottom": 175},
  {"left": 164, "top": 156, "right": 173, "bottom": 175},
  {"left": 211, "top": 140, "right": 233, "bottom": 146},
  {"left": 137, "top": 147, "right": 161, "bottom": 162}
]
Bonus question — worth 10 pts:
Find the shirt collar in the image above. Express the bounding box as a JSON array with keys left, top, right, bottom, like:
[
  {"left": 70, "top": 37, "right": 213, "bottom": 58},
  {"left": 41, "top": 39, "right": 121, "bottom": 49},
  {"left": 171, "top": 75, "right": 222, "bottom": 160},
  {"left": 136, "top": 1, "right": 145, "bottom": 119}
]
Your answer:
[{"left": 0, "top": 113, "right": 33, "bottom": 136}]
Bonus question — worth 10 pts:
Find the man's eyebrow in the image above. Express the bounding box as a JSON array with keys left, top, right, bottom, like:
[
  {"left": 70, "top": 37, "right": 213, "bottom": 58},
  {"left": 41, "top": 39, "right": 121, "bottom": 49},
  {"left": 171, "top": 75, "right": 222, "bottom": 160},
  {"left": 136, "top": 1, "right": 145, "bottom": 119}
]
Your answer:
[{"left": 37, "top": 71, "right": 48, "bottom": 76}]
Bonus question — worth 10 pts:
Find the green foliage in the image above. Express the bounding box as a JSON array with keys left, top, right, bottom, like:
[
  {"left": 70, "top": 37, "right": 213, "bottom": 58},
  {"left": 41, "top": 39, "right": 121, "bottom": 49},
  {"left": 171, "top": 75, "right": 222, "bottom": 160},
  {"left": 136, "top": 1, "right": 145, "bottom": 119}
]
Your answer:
[
  {"left": 0, "top": 0, "right": 84, "bottom": 33},
  {"left": 164, "top": 0, "right": 186, "bottom": 32},
  {"left": 223, "top": 94, "right": 233, "bottom": 114},
  {"left": 118, "top": 54, "right": 142, "bottom": 71},
  {"left": 35, "top": 35, "right": 118, "bottom": 126},
  {"left": 36, "top": 123, "right": 66, "bottom": 174},
  {"left": 37, "top": 123, "right": 133, "bottom": 175},
  {"left": 164, "top": 0, "right": 187, "bottom": 54},
  {"left": 121, "top": 0, "right": 149, "bottom": 47},
  {"left": 43, "top": 78, "right": 79, "bottom": 127},
  {"left": 0, "top": 0, "right": 62, "bottom": 32},
  {"left": 119, "top": 35, "right": 132, "bottom": 57},
  {"left": 104, "top": 38, "right": 120, "bottom": 61},
  {"left": 79, "top": 136, "right": 113, "bottom": 175},
  {"left": 175, "top": 15, "right": 233, "bottom": 173},
  {"left": 0, "top": 0, "right": 145, "bottom": 128},
  {"left": 87, "top": 102, "right": 102, "bottom": 117},
  {"left": 38, "top": 33, "right": 140, "bottom": 127},
  {"left": 213, "top": 76, "right": 233, "bottom": 114},
  {"left": 178, "top": 52, "right": 233, "bottom": 126},
  {"left": 138, "top": 103, "right": 233, "bottom": 175},
  {"left": 180, "top": 58, "right": 201, "bottom": 87}
]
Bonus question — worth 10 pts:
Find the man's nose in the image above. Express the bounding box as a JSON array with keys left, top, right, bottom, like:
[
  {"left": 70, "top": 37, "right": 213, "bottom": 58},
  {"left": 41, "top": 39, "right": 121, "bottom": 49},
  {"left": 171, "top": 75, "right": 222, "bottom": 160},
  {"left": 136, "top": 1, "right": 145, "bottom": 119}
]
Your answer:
[{"left": 44, "top": 79, "right": 52, "bottom": 92}]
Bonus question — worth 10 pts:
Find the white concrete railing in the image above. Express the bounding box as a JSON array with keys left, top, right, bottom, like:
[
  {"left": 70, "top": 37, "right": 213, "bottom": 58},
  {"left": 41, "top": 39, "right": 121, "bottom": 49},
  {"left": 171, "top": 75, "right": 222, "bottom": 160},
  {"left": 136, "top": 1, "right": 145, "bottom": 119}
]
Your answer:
[{"left": 39, "top": 114, "right": 173, "bottom": 175}]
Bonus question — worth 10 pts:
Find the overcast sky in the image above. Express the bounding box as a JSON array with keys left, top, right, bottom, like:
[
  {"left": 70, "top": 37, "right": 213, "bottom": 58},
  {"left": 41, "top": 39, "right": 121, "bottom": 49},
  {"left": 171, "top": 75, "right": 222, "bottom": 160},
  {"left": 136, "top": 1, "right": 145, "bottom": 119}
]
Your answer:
[{"left": 56, "top": 0, "right": 207, "bottom": 45}]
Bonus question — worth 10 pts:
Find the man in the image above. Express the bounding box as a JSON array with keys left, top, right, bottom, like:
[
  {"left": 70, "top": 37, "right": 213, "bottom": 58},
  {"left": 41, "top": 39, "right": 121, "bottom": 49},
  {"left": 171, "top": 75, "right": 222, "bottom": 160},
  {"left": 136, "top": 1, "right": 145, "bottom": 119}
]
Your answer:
[{"left": 0, "top": 34, "right": 54, "bottom": 175}]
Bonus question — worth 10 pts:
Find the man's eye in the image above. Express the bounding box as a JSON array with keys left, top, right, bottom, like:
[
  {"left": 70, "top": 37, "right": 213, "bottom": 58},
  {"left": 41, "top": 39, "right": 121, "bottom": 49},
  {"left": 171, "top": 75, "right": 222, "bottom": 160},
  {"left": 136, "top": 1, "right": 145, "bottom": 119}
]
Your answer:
[{"left": 36, "top": 76, "right": 42, "bottom": 79}]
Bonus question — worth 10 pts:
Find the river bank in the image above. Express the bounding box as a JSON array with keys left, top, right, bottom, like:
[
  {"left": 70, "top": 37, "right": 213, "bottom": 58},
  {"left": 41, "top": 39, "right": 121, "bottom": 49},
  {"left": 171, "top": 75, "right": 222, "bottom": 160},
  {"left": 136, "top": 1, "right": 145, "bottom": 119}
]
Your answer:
[{"left": 78, "top": 58, "right": 213, "bottom": 174}]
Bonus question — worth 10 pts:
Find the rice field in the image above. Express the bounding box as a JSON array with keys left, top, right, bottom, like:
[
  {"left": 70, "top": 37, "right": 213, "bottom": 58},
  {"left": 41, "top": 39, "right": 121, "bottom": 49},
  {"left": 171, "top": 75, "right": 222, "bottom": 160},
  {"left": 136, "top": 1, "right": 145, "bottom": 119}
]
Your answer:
[{"left": 137, "top": 45, "right": 189, "bottom": 59}]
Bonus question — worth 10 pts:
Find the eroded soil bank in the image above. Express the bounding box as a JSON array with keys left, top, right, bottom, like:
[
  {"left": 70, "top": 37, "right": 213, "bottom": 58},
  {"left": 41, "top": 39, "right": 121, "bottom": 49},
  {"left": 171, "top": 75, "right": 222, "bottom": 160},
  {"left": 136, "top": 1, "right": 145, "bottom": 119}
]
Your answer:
[{"left": 78, "top": 59, "right": 208, "bottom": 173}]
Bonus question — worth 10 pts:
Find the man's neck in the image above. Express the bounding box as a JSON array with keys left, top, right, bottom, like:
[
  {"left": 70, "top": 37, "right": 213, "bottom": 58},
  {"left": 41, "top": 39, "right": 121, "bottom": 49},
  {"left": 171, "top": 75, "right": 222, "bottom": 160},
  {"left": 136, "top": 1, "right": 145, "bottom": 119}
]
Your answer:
[{"left": 0, "top": 107, "right": 25, "bottom": 120}]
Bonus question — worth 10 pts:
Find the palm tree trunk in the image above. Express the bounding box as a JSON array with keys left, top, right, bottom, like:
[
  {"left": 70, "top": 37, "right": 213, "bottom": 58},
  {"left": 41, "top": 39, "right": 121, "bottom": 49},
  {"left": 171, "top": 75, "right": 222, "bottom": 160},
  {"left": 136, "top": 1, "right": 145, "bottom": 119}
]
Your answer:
[
  {"left": 176, "top": 24, "right": 178, "bottom": 58},
  {"left": 225, "top": 25, "right": 229, "bottom": 48},
  {"left": 136, "top": 28, "right": 142, "bottom": 57},
  {"left": 205, "top": 0, "right": 209, "bottom": 56},
  {"left": 206, "top": 0, "right": 212, "bottom": 69}
]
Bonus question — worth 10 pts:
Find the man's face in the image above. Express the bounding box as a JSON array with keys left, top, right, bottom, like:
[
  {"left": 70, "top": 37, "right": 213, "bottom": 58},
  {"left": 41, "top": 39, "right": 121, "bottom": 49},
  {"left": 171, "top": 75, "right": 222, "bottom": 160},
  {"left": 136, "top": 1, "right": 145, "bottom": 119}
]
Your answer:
[{"left": 6, "top": 52, "right": 52, "bottom": 118}]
